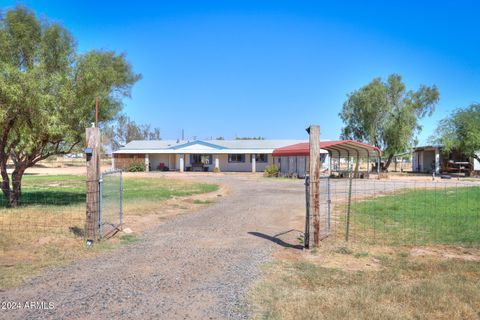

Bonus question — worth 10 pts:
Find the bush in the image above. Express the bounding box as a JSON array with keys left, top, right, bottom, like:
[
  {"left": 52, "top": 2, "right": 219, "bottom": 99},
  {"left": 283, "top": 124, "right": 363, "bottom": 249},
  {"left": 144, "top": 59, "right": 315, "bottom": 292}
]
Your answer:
[
  {"left": 264, "top": 164, "right": 279, "bottom": 177},
  {"left": 127, "top": 161, "right": 145, "bottom": 172},
  {"left": 213, "top": 167, "right": 221, "bottom": 173}
]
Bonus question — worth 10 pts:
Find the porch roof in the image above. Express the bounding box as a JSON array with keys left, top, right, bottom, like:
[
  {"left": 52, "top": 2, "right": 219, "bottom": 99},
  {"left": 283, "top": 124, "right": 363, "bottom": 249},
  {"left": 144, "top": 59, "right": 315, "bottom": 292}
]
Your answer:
[{"left": 272, "top": 140, "right": 381, "bottom": 158}]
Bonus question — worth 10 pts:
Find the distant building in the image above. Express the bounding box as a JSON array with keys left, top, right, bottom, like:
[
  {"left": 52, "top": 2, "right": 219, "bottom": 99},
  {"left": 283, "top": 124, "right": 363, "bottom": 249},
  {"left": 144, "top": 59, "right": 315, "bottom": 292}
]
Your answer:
[{"left": 412, "top": 145, "right": 480, "bottom": 175}]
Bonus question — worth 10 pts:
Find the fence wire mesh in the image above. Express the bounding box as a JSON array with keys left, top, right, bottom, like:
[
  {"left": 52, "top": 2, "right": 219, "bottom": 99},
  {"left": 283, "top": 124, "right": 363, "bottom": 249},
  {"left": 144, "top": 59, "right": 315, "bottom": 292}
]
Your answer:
[
  {"left": 99, "top": 170, "right": 123, "bottom": 238},
  {"left": 0, "top": 177, "right": 85, "bottom": 237},
  {"left": 321, "top": 177, "right": 480, "bottom": 246}
]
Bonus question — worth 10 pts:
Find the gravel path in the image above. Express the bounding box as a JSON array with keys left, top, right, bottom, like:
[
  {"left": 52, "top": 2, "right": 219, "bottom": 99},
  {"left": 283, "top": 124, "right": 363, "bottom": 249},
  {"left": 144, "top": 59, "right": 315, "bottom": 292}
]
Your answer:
[{"left": 0, "top": 175, "right": 305, "bottom": 320}]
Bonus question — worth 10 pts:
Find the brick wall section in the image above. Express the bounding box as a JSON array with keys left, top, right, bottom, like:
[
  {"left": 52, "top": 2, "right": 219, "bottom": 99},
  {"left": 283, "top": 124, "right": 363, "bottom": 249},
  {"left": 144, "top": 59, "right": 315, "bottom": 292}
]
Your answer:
[{"left": 114, "top": 154, "right": 145, "bottom": 170}]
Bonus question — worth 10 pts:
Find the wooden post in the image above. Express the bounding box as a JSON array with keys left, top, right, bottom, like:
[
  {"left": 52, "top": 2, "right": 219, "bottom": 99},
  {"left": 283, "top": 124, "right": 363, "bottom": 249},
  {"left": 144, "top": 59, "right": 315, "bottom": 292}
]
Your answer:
[
  {"left": 308, "top": 125, "right": 321, "bottom": 247},
  {"left": 85, "top": 127, "right": 100, "bottom": 242}
]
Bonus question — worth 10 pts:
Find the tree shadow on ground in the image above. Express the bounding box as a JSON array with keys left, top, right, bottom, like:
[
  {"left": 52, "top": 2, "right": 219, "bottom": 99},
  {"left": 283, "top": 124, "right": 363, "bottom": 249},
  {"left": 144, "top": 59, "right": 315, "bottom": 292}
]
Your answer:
[
  {"left": 248, "top": 230, "right": 304, "bottom": 250},
  {"left": 0, "top": 191, "right": 85, "bottom": 208}
]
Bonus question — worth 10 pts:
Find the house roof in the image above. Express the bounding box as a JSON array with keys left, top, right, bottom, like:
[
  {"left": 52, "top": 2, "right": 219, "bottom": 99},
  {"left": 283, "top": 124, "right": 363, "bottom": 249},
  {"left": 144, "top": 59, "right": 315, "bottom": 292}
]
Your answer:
[
  {"left": 272, "top": 140, "right": 381, "bottom": 158},
  {"left": 413, "top": 144, "right": 444, "bottom": 151},
  {"left": 114, "top": 139, "right": 307, "bottom": 154}
]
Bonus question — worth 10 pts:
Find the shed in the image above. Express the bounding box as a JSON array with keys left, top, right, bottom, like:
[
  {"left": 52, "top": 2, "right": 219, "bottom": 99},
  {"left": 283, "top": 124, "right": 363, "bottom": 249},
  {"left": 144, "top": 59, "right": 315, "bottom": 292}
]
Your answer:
[{"left": 272, "top": 140, "right": 381, "bottom": 178}]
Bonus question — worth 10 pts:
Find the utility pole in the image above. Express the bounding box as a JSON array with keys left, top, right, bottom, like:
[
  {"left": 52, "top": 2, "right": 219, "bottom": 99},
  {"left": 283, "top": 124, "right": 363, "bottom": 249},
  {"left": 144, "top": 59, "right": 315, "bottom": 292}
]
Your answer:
[
  {"left": 85, "top": 98, "right": 101, "bottom": 244},
  {"left": 307, "top": 125, "right": 321, "bottom": 247}
]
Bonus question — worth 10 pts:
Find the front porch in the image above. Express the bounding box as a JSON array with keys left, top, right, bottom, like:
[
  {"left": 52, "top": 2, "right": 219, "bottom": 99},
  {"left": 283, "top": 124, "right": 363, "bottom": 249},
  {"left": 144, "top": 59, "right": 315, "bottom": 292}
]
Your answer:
[{"left": 144, "top": 153, "right": 273, "bottom": 173}]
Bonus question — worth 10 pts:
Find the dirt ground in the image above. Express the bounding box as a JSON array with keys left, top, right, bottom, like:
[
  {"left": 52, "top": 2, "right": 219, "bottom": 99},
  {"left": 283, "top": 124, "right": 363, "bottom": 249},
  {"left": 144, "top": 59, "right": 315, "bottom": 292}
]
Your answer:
[
  {"left": 0, "top": 173, "right": 305, "bottom": 320},
  {"left": 2, "top": 169, "right": 479, "bottom": 319}
]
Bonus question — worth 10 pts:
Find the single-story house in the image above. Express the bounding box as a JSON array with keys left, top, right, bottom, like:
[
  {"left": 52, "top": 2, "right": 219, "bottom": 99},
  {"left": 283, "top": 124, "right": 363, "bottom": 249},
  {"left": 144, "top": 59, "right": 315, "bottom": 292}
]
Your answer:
[
  {"left": 113, "top": 139, "right": 306, "bottom": 172},
  {"left": 412, "top": 145, "right": 480, "bottom": 175},
  {"left": 272, "top": 140, "right": 381, "bottom": 178}
]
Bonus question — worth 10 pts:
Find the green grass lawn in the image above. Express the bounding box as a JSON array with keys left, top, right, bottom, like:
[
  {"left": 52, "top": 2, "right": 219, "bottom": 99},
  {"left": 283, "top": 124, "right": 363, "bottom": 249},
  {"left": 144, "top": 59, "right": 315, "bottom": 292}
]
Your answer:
[
  {"left": 0, "top": 174, "right": 218, "bottom": 207},
  {"left": 350, "top": 186, "right": 480, "bottom": 245}
]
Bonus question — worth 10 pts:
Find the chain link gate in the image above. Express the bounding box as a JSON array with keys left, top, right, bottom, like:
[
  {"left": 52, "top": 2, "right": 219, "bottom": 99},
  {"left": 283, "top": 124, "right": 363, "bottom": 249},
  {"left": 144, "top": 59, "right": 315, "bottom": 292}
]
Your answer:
[
  {"left": 304, "top": 175, "right": 331, "bottom": 248},
  {"left": 99, "top": 169, "right": 123, "bottom": 238}
]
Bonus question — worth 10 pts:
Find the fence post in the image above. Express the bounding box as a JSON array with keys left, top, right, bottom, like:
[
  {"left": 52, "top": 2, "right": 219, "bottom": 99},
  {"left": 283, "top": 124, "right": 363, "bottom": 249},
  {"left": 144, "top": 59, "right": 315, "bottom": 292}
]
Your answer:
[
  {"left": 307, "top": 124, "right": 321, "bottom": 247},
  {"left": 85, "top": 126, "right": 100, "bottom": 243}
]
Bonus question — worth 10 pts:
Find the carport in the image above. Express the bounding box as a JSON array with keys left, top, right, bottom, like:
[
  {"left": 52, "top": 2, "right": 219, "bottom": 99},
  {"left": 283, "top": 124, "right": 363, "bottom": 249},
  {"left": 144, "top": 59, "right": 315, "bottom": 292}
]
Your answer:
[{"left": 272, "top": 140, "right": 381, "bottom": 178}]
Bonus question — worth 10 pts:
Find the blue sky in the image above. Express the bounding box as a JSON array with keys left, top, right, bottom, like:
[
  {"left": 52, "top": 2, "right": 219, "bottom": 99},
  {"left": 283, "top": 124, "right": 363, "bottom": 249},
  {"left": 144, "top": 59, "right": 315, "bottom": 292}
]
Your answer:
[{"left": 1, "top": 1, "right": 479, "bottom": 143}]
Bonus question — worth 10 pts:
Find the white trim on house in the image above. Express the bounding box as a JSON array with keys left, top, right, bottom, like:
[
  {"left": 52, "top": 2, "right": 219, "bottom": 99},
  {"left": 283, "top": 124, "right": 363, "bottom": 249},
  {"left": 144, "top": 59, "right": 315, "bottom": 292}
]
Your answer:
[{"left": 113, "top": 148, "right": 278, "bottom": 154}]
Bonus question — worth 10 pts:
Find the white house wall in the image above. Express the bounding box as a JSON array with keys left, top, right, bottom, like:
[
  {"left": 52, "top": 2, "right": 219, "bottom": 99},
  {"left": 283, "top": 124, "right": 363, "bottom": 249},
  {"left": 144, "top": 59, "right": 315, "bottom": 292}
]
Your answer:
[
  {"left": 158, "top": 153, "right": 273, "bottom": 172},
  {"left": 218, "top": 154, "right": 273, "bottom": 172}
]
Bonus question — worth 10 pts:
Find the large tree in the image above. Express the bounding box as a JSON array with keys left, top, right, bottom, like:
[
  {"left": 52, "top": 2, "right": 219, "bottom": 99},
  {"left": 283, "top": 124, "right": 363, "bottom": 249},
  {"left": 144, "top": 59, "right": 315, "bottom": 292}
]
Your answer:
[
  {"left": 102, "top": 114, "right": 161, "bottom": 151},
  {"left": 0, "top": 6, "right": 140, "bottom": 207},
  {"left": 339, "top": 74, "right": 439, "bottom": 170},
  {"left": 434, "top": 103, "right": 480, "bottom": 162}
]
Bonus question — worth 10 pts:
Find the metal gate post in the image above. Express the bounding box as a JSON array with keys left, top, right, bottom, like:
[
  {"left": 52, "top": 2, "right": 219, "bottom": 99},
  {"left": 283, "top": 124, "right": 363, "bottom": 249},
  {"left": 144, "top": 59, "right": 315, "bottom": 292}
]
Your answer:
[
  {"left": 345, "top": 167, "right": 353, "bottom": 241},
  {"left": 120, "top": 171, "right": 123, "bottom": 227},
  {"left": 304, "top": 175, "right": 310, "bottom": 249},
  {"left": 327, "top": 177, "right": 331, "bottom": 231},
  {"left": 98, "top": 175, "right": 103, "bottom": 238}
]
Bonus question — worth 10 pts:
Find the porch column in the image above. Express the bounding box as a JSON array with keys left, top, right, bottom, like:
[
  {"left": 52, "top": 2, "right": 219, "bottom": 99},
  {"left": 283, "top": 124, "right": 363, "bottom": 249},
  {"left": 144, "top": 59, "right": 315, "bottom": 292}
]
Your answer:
[
  {"left": 252, "top": 154, "right": 256, "bottom": 173},
  {"left": 214, "top": 156, "right": 220, "bottom": 171},
  {"left": 435, "top": 148, "right": 440, "bottom": 175},
  {"left": 145, "top": 154, "right": 150, "bottom": 172},
  {"left": 179, "top": 155, "right": 184, "bottom": 173}
]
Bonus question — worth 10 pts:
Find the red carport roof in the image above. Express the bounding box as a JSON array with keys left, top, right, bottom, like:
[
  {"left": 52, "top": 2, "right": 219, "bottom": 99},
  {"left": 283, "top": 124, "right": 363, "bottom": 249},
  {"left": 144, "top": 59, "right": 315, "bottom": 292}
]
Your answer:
[{"left": 272, "top": 140, "right": 381, "bottom": 158}]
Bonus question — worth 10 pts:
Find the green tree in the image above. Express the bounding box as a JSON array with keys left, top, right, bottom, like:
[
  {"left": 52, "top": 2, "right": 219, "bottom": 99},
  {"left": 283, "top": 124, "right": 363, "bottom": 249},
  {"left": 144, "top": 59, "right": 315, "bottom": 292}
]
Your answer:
[
  {"left": 0, "top": 6, "right": 140, "bottom": 206},
  {"left": 339, "top": 74, "right": 439, "bottom": 170},
  {"left": 434, "top": 103, "right": 480, "bottom": 162},
  {"left": 102, "top": 114, "right": 161, "bottom": 151}
]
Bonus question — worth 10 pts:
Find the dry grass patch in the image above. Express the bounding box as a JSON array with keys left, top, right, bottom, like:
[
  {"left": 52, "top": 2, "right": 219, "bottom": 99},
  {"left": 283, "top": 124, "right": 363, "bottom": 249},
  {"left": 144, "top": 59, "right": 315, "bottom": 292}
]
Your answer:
[
  {"left": 0, "top": 175, "right": 221, "bottom": 289},
  {"left": 249, "top": 244, "right": 480, "bottom": 320}
]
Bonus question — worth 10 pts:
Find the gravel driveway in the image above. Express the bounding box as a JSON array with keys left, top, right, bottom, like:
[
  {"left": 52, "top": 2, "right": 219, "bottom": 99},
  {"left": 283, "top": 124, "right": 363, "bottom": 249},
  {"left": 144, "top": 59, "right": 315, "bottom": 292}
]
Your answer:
[{"left": 0, "top": 175, "right": 305, "bottom": 320}]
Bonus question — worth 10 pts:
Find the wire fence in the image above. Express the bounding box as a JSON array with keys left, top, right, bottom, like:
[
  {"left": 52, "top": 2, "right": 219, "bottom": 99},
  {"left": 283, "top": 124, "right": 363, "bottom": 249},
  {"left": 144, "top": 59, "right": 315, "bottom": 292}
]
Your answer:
[
  {"left": 0, "top": 171, "right": 123, "bottom": 240},
  {"left": 0, "top": 177, "right": 86, "bottom": 237},
  {"left": 99, "top": 170, "right": 123, "bottom": 238},
  {"left": 315, "top": 177, "right": 480, "bottom": 246}
]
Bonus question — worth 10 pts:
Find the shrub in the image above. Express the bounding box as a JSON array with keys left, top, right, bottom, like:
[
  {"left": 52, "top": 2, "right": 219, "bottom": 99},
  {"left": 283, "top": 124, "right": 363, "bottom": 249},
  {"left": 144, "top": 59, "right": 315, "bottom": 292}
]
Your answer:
[
  {"left": 127, "top": 161, "right": 145, "bottom": 172},
  {"left": 213, "top": 167, "right": 221, "bottom": 173},
  {"left": 264, "top": 164, "right": 279, "bottom": 177}
]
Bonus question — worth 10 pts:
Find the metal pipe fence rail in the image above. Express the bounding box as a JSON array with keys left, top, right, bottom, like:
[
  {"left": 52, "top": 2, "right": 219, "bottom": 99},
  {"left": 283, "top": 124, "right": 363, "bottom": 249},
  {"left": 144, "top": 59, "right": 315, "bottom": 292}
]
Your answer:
[{"left": 322, "top": 178, "right": 480, "bottom": 246}]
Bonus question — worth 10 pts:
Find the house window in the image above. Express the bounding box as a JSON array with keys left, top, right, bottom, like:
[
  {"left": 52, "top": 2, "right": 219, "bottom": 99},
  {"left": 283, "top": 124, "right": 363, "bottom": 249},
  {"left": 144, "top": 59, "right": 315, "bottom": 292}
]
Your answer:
[
  {"left": 228, "top": 154, "right": 245, "bottom": 163},
  {"left": 250, "top": 154, "right": 268, "bottom": 163},
  {"left": 191, "top": 154, "right": 212, "bottom": 165}
]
